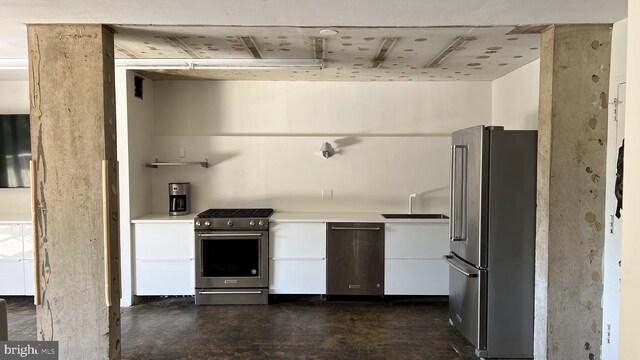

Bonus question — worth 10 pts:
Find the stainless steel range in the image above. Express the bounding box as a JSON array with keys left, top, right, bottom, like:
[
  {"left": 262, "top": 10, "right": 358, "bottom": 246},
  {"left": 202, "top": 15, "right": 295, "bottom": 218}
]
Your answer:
[{"left": 194, "top": 208, "right": 274, "bottom": 305}]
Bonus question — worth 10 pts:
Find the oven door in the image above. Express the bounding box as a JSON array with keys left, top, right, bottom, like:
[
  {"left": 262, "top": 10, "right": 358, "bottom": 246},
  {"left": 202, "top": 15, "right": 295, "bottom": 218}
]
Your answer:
[{"left": 195, "top": 230, "right": 269, "bottom": 288}]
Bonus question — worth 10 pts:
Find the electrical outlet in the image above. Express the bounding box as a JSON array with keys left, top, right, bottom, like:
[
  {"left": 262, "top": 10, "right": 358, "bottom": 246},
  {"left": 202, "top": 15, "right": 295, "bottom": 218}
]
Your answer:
[
  {"left": 179, "top": 147, "right": 186, "bottom": 159},
  {"left": 322, "top": 189, "right": 333, "bottom": 200}
]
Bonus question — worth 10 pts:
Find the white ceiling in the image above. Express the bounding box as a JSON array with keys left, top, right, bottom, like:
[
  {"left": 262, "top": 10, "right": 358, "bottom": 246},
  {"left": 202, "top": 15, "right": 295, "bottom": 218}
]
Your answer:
[{"left": 0, "top": 0, "right": 627, "bottom": 59}]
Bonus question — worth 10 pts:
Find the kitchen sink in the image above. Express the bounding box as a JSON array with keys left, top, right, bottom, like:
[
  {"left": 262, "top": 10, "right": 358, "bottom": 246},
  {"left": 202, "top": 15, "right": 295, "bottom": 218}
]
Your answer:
[{"left": 381, "top": 213, "right": 449, "bottom": 219}]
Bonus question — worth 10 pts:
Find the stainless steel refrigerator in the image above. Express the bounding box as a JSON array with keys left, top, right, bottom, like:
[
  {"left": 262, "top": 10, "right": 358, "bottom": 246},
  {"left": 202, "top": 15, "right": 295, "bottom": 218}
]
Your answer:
[{"left": 444, "top": 125, "right": 536, "bottom": 359}]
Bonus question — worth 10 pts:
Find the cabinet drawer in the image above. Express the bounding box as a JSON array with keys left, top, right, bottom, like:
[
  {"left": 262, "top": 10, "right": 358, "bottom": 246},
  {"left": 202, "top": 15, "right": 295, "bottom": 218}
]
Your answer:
[
  {"left": 0, "top": 224, "right": 24, "bottom": 260},
  {"left": 384, "top": 259, "right": 449, "bottom": 295},
  {"left": 135, "top": 259, "right": 195, "bottom": 295},
  {"left": 269, "top": 259, "right": 326, "bottom": 294},
  {"left": 0, "top": 259, "right": 26, "bottom": 295},
  {"left": 134, "top": 223, "right": 194, "bottom": 260},
  {"left": 385, "top": 223, "right": 448, "bottom": 259},
  {"left": 270, "top": 222, "right": 326, "bottom": 258}
]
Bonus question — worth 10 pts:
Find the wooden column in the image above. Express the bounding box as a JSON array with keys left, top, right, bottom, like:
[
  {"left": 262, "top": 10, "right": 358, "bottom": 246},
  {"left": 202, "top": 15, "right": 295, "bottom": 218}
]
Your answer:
[
  {"left": 535, "top": 24, "right": 611, "bottom": 360},
  {"left": 27, "top": 25, "right": 121, "bottom": 359}
]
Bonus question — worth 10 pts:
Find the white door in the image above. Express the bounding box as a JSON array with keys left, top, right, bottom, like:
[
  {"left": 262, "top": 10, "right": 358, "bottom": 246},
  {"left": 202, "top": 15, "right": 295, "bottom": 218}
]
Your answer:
[{"left": 602, "top": 80, "right": 625, "bottom": 360}]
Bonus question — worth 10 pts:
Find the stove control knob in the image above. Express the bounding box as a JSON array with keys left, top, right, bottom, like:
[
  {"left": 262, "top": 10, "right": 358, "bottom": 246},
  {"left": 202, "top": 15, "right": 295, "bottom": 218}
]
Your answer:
[
  {"left": 227, "top": 220, "right": 233, "bottom": 227},
  {"left": 195, "top": 221, "right": 201, "bottom": 226},
  {"left": 204, "top": 220, "right": 211, "bottom": 227},
  {"left": 249, "top": 221, "right": 256, "bottom": 226},
  {"left": 258, "top": 220, "right": 265, "bottom": 226}
]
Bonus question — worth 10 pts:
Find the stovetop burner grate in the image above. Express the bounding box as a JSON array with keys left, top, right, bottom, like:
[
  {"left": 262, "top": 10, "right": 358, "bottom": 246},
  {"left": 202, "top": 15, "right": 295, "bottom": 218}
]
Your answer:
[{"left": 197, "top": 208, "right": 274, "bottom": 218}]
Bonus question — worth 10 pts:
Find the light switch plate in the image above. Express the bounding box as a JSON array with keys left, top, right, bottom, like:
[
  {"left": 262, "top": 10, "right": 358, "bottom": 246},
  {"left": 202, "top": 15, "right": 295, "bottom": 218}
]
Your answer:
[
  {"left": 322, "top": 189, "right": 333, "bottom": 200},
  {"left": 179, "top": 147, "right": 186, "bottom": 158}
]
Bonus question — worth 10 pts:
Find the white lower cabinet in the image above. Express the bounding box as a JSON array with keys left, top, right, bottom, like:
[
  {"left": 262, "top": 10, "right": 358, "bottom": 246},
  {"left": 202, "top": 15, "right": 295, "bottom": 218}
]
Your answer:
[
  {"left": 270, "top": 259, "right": 326, "bottom": 294},
  {"left": 23, "top": 259, "right": 34, "bottom": 296},
  {"left": 269, "top": 222, "right": 326, "bottom": 294},
  {"left": 135, "top": 259, "right": 195, "bottom": 296},
  {"left": 384, "top": 222, "right": 449, "bottom": 295},
  {"left": 133, "top": 222, "right": 195, "bottom": 296},
  {"left": 0, "top": 259, "right": 26, "bottom": 295},
  {"left": 384, "top": 259, "right": 448, "bottom": 295},
  {"left": 0, "top": 223, "right": 33, "bottom": 296}
]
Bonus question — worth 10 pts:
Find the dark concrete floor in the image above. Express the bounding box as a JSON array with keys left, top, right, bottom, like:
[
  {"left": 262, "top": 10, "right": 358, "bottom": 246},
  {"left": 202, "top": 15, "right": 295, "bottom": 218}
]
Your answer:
[{"left": 5, "top": 295, "right": 477, "bottom": 359}]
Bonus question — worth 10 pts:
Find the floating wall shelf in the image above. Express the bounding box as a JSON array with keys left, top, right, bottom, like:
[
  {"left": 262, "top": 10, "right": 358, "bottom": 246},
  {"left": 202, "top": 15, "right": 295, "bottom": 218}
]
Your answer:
[{"left": 145, "top": 159, "right": 209, "bottom": 169}]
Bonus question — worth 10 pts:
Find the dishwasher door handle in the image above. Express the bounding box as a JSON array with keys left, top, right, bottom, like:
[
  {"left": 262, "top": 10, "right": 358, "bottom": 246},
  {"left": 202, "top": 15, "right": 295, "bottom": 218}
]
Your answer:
[{"left": 331, "top": 227, "right": 381, "bottom": 231}]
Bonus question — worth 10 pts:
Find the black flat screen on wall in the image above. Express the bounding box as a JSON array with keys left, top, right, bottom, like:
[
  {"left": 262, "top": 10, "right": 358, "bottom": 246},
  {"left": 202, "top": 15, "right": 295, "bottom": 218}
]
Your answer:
[{"left": 0, "top": 114, "right": 31, "bottom": 188}]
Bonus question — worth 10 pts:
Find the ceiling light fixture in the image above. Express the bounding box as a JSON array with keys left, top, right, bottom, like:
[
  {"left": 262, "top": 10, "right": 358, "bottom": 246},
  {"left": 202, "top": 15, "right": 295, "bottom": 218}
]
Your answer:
[
  {"left": 371, "top": 37, "right": 398, "bottom": 69},
  {"left": 114, "top": 58, "right": 324, "bottom": 70},
  {"left": 320, "top": 142, "right": 335, "bottom": 159},
  {"left": 319, "top": 29, "right": 339, "bottom": 36},
  {"left": 425, "top": 36, "right": 474, "bottom": 69}
]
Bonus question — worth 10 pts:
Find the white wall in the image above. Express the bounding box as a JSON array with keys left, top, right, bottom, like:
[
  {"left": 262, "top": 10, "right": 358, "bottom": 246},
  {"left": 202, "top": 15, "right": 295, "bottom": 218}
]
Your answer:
[
  {"left": 602, "top": 18, "right": 628, "bottom": 360},
  {"left": 491, "top": 59, "right": 540, "bottom": 130},
  {"left": 148, "top": 81, "right": 492, "bottom": 214},
  {"left": 126, "top": 74, "right": 154, "bottom": 219},
  {"left": 619, "top": 1, "right": 640, "bottom": 356},
  {"left": 0, "top": 80, "right": 30, "bottom": 213},
  {"left": 116, "top": 70, "right": 155, "bottom": 306}
]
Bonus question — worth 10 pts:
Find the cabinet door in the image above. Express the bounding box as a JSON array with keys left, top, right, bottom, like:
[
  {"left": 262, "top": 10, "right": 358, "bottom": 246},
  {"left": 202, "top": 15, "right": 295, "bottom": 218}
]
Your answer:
[
  {"left": 134, "top": 223, "right": 194, "bottom": 260},
  {"left": 22, "top": 224, "right": 33, "bottom": 260},
  {"left": 135, "top": 259, "right": 195, "bottom": 295},
  {"left": 269, "top": 223, "right": 325, "bottom": 258},
  {"left": 269, "top": 259, "right": 326, "bottom": 294},
  {"left": 0, "top": 224, "right": 24, "bottom": 260},
  {"left": 384, "top": 259, "right": 448, "bottom": 295},
  {"left": 385, "top": 223, "right": 449, "bottom": 259},
  {"left": 0, "top": 259, "right": 26, "bottom": 295},
  {"left": 24, "top": 259, "right": 34, "bottom": 296}
]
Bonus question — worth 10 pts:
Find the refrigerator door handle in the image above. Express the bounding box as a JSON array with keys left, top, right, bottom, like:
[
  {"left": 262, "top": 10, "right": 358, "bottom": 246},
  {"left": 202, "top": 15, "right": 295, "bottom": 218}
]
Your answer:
[
  {"left": 449, "top": 145, "right": 456, "bottom": 240},
  {"left": 450, "top": 145, "right": 467, "bottom": 241},
  {"left": 443, "top": 255, "right": 478, "bottom": 278}
]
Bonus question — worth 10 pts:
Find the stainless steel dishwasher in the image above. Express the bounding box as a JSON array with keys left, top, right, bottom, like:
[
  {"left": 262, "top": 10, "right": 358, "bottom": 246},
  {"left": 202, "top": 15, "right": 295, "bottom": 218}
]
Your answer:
[{"left": 326, "top": 222, "right": 385, "bottom": 296}]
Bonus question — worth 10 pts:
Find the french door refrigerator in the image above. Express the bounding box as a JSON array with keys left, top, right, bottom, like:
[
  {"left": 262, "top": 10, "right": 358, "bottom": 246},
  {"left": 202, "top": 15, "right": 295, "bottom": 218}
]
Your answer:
[{"left": 444, "top": 125, "right": 537, "bottom": 359}]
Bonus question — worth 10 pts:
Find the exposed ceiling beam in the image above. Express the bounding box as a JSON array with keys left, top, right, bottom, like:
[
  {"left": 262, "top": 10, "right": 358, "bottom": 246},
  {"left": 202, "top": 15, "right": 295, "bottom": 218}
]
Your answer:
[
  {"left": 114, "top": 44, "right": 136, "bottom": 59},
  {"left": 239, "top": 36, "right": 262, "bottom": 59},
  {"left": 506, "top": 25, "right": 552, "bottom": 34},
  {"left": 312, "top": 37, "right": 325, "bottom": 59},
  {"left": 165, "top": 36, "right": 201, "bottom": 59},
  {"left": 425, "top": 36, "right": 473, "bottom": 69},
  {"left": 371, "top": 37, "right": 397, "bottom": 69}
]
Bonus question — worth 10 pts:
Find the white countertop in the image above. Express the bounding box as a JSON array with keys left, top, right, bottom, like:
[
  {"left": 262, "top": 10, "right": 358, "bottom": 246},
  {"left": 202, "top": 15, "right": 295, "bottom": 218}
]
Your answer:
[
  {"left": 0, "top": 213, "right": 32, "bottom": 223},
  {"left": 270, "top": 212, "right": 449, "bottom": 223},
  {"left": 131, "top": 212, "right": 449, "bottom": 224},
  {"left": 131, "top": 213, "right": 196, "bottom": 223}
]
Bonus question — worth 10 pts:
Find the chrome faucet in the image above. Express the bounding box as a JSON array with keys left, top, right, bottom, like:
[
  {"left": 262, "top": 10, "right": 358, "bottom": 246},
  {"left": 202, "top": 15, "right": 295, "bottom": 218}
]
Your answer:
[{"left": 409, "top": 190, "right": 418, "bottom": 214}]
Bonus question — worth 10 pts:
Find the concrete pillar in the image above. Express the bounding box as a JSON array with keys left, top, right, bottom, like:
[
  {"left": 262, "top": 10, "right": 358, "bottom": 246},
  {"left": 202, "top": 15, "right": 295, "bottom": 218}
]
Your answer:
[
  {"left": 27, "top": 25, "right": 121, "bottom": 359},
  {"left": 535, "top": 24, "right": 611, "bottom": 360},
  {"left": 619, "top": 2, "right": 640, "bottom": 358}
]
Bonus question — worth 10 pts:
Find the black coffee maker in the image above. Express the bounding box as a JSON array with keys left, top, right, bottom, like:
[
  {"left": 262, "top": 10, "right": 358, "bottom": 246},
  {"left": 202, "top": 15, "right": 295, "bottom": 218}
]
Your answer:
[{"left": 169, "top": 182, "right": 190, "bottom": 216}]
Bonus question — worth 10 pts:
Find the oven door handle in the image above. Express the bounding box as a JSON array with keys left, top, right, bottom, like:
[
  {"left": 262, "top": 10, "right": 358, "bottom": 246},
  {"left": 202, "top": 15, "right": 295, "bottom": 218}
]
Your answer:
[
  {"left": 197, "top": 233, "right": 263, "bottom": 238},
  {"left": 198, "top": 290, "right": 264, "bottom": 295}
]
